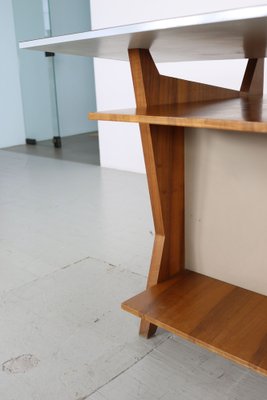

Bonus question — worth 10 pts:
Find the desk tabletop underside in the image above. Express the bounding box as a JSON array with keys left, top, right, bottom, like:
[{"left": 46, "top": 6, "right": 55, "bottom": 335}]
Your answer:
[{"left": 20, "top": 5, "right": 267, "bottom": 62}]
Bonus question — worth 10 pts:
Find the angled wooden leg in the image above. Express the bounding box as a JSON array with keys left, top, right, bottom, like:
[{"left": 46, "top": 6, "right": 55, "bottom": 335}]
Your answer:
[
  {"left": 128, "top": 49, "right": 187, "bottom": 338},
  {"left": 240, "top": 58, "right": 264, "bottom": 121},
  {"left": 138, "top": 123, "right": 185, "bottom": 337},
  {"left": 240, "top": 58, "right": 264, "bottom": 96}
]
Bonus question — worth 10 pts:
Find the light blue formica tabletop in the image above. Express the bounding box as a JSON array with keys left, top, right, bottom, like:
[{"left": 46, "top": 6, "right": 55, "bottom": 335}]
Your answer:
[{"left": 20, "top": 5, "right": 267, "bottom": 62}]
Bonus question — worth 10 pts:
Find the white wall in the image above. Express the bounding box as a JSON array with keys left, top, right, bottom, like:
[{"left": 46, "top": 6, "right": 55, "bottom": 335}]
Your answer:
[
  {"left": 0, "top": 1, "right": 25, "bottom": 148},
  {"left": 91, "top": 0, "right": 267, "bottom": 296}
]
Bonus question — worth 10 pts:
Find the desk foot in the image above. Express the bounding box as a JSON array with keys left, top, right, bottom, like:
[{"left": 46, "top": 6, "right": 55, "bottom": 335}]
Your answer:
[{"left": 139, "top": 319, "right": 157, "bottom": 338}]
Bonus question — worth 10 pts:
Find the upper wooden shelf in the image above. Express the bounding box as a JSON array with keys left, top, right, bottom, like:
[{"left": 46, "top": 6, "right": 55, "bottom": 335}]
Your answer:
[
  {"left": 90, "top": 97, "right": 267, "bottom": 134},
  {"left": 20, "top": 5, "right": 267, "bottom": 62}
]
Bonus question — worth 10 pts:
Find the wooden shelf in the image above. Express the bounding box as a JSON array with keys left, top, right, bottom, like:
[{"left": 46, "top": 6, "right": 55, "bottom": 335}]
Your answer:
[
  {"left": 90, "top": 96, "right": 267, "bottom": 134},
  {"left": 122, "top": 270, "right": 267, "bottom": 375}
]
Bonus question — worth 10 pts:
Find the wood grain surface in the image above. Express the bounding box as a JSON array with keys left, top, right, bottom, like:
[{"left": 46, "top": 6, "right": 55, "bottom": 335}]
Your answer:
[
  {"left": 122, "top": 270, "right": 267, "bottom": 376},
  {"left": 127, "top": 49, "right": 187, "bottom": 338},
  {"left": 90, "top": 97, "right": 267, "bottom": 133},
  {"left": 90, "top": 56, "right": 265, "bottom": 132},
  {"left": 90, "top": 96, "right": 267, "bottom": 133}
]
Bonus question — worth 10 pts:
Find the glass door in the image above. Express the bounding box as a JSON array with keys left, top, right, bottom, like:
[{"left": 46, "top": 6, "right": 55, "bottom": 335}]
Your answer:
[
  {"left": 12, "top": 0, "right": 97, "bottom": 147},
  {"left": 12, "top": 0, "right": 60, "bottom": 143}
]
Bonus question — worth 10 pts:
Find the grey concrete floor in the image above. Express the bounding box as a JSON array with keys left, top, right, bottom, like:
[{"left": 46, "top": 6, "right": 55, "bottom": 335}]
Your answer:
[
  {"left": 0, "top": 149, "right": 266, "bottom": 399},
  {"left": 4, "top": 132, "right": 100, "bottom": 166}
]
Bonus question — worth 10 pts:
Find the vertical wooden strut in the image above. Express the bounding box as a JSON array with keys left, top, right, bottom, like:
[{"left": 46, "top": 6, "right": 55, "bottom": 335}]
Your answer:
[
  {"left": 240, "top": 58, "right": 264, "bottom": 96},
  {"left": 129, "top": 49, "right": 186, "bottom": 338},
  {"left": 128, "top": 49, "right": 263, "bottom": 338},
  {"left": 240, "top": 58, "right": 264, "bottom": 121}
]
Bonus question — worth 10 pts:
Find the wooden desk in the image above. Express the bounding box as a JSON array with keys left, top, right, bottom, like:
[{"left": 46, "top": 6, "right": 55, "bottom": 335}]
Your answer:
[{"left": 21, "top": 5, "right": 267, "bottom": 375}]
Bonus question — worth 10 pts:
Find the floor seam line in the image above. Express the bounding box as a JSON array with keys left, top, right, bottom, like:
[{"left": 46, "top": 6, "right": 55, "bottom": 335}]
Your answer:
[
  {"left": 62, "top": 254, "right": 147, "bottom": 278},
  {"left": 0, "top": 255, "right": 146, "bottom": 302},
  {"left": 84, "top": 334, "right": 172, "bottom": 399}
]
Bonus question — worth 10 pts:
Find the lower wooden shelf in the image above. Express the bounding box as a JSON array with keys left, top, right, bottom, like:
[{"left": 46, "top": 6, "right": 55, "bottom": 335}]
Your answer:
[{"left": 122, "top": 271, "right": 267, "bottom": 375}]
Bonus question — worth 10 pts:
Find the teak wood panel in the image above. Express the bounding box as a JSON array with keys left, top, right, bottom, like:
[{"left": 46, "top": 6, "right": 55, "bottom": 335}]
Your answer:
[
  {"left": 128, "top": 49, "right": 186, "bottom": 337},
  {"left": 89, "top": 97, "right": 267, "bottom": 133},
  {"left": 90, "top": 58, "right": 265, "bottom": 132},
  {"left": 122, "top": 270, "right": 267, "bottom": 376}
]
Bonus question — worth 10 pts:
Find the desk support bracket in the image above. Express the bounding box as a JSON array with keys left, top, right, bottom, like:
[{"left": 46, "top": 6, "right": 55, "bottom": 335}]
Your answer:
[{"left": 128, "top": 48, "right": 263, "bottom": 338}]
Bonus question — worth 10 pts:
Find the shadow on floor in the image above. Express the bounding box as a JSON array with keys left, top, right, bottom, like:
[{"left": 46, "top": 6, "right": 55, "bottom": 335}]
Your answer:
[{"left": 4, "top": 132, "right": 100, "bottom": 165}]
